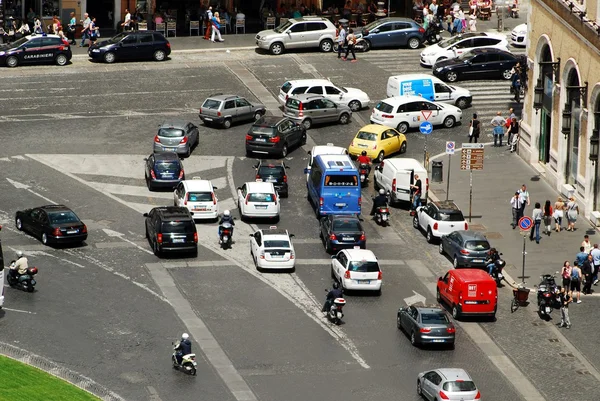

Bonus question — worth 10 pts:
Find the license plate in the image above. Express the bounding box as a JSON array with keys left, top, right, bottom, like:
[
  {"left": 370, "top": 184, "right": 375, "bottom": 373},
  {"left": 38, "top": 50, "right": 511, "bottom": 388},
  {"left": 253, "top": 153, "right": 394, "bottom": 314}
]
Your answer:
[
  {"left": 163, "top": 147, "right": 176, "bottom": 151},
  {"left": 464, "top": 301, "right": 477, "bottom": 304},
  {"left": 255, "top": 205, "right": 268, "bottom": 209},
  {"left": 360, "top": 174, "right": 365, "bottom": 179},
  {"left": 472, "top": 259, "right": 484, "bottom": 263},
  {"left": 358, "top": 144, "right": 368, "bottom": 148},
  {"left": 172, "top": 238, "right": 185, "bottom": 243},
  {"left": 204, "top": 117, "right": 213, "bottom": 121},
  {"left": 545, "top": 307, "right": 551, "bottom": 313},
  {"left": 271, "top": 255, "right": 284, "bottom": 258},
  {"left": 335, "top": 203, "right": 346, "bottom": 207},
  {"left": 432, "top": 339, "right": 445, "bottom": 343},
  {"left": 342, "top": 237, "right": 353, "bottom": 242},
  {"left": 66, "top": 230, "right": 78, "bottom": 234},
  {"left": 357, "top": 280, "right": 370, "bottom": 284},
  {"left": 255, "top": 138, "right": 266, "bottom": 142},
  {"left": 194, "top": 207, "right": 207, "bottom": 211},
  {"left": 266, "top": 178, "right": 277, "bottom": 182}
]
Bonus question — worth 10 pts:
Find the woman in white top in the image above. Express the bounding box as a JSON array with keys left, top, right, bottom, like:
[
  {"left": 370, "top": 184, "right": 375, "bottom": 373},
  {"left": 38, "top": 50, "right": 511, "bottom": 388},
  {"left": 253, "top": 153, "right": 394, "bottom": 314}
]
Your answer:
[
  {"left": 566, "top": 196, "right": 579, "bottom": 231},
  {"left": 34, "top": 18, "right": 43, "bottom": 34}
]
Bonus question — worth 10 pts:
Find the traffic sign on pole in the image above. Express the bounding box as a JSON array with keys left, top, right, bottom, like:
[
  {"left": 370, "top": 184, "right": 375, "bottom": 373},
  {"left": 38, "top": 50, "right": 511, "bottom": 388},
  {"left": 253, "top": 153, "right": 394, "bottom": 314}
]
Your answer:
[
  {"left": 419, "top": 121, "right": 433, "bottom": 135},
  {"left": 460, "top": 143, "right": 484, "bottom": 171},
  {"left": 446, "top": 141, "right": 455, "bottom": 155},
  {"left": 518, "top": 216, "right": 533, "bottom": 231},
  {"left": 421, "top": 110, "right": 432, "bottom": 121}
]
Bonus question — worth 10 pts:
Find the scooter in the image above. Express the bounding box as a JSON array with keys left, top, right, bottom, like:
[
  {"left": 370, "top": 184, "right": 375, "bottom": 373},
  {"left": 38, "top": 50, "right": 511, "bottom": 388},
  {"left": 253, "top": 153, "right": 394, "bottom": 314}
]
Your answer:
[
  {"left": 324, "top": 291, "right": 346, "bottom": 325},
  {"left": 171, "top": 341, "right": 197, "bottom": 375},
  {"left": 537, "top": 273, "right": 558, "bottom": 317},
  {"left": 7, "top": 262, "right": 38, "bottom": 293},
  {"left": 425, "top": 21, "right": 445, "bottom": 44},
  {"left": 488, "top": 257, "right": 506, "bottom": 287},
  {"left": 333, "top": 37, "right": 368, "bottom": 53},
  {"left": 219, "top": 222, "right": 233, "bottom": 249},
  {"left": 359, "top": 163, "right": 370, "bottom": 186},
  {"left": 374, "top": 206, "right": 390, "bottom": 226}
]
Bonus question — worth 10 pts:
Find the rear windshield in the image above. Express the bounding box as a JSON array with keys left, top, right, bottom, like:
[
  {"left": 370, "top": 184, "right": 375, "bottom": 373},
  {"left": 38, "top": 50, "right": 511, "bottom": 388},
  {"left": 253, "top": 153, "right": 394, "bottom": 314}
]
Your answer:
[
  {"left": 202, "top": 99, "right": 221, "bottom": 109},
  {"left": 250, "top": 126, "right": 276, "bottom": 136},
  {"left": 286, "top": 98, "right": 301, "bottom": 110},
  {"left": 439, "top": 211, "right": 465, "bottom": 222},
  {"left": 158, "top": 128, "right": 184, "bottom": 137},
  {"left": 356, "top": 131, "right": 377, "bottom": 141},
  {"left": 248, "top": 193, "right": 275, "bottom": 202},
  {"left": 421, "top": 313, "right": 450, "bottom": 324},
  {"left": 48, "top": 211, "right": 80, "bottom": 224},
  {"left": 348, "top": 260, "right": 380, "bottom": 272},
  {"left": 281, "top": 82, "right": 293, "bottom": 93},
  {"left": 291, "top": 86, "right": 308, "bottom": 95},
  {"left": 325, "top": 174, "right": 358, "bottom": 186},
  {"left": 375, "top": 102, "right": 394, "bottom": 113},
  {"left": 155, "top": 161, "right": 180, "bottom": 171},
  {"left": 258, "top": 166, "right": 285, "bottom": 176},
  {"left": 161, "top": 221, "right": 195, "bottom": 234},
  {"left": 188, "top": 192, "right": 212, "bottom": 202},
  {"left": 264, "top": 240, "right": 290, "bottom": 248},
  {"left": 465, "top": 240, "right": 490, "bottom": 251},
  {"left": 443, "top": 381, "right": 477, "bottom": 392},
  {"left": 333, "top": 219, "right": 361, "bottom": 231}
]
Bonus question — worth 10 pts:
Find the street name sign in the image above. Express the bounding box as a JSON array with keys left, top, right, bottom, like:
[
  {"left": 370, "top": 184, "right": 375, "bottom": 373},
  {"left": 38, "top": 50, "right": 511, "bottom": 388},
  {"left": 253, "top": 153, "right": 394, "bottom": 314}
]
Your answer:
[{"left": 460, "top": 143, "right": 484, "bottom": 170}]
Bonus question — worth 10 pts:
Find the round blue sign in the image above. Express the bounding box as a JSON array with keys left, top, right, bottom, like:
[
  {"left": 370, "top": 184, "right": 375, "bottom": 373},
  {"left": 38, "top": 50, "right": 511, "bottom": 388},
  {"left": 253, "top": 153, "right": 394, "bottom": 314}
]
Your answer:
[
  {"left": 419, "top": 121, "right": 433, "bottom": 135},
  {"left": 518, "top": 216, "right": 533, "bottom": 230}
]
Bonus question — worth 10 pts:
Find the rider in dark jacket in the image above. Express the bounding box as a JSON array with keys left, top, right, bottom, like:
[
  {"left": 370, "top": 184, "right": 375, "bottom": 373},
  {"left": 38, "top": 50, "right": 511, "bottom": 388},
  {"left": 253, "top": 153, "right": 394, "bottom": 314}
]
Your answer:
[
  {"left": 175, "top": 333, "right": 192, "bottom": 365},
  {"left": 370, "top": 189, "right": 388, "bottom": 215},
  {"left": 218, "top": 209, "right": 235, "bottom": 241},
  {"left": 486, "top": 248, "right": 500, "bottom": 275},
  {"left": 323, "top": 282, "right": 343, "bottom": 312}
]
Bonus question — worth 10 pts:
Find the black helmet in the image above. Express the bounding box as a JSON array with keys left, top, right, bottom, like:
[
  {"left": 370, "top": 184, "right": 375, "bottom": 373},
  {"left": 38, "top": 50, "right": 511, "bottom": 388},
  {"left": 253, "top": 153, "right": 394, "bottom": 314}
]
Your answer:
[
  {"left": 497, "top": 259, "right": 506, "bottom": 268},
  {"left": 332, "top": 282, "right": 340, "bottom": 290},
  {"left": 361, "top": 150, "right": 367, "bottom": 156}
]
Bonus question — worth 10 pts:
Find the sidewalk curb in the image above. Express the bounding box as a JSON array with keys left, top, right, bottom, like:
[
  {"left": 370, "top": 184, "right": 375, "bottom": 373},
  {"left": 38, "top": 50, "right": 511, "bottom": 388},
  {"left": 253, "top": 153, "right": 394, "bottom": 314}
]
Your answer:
[{"left": 71, "top": 45, "right": 255, "bottom": 59}]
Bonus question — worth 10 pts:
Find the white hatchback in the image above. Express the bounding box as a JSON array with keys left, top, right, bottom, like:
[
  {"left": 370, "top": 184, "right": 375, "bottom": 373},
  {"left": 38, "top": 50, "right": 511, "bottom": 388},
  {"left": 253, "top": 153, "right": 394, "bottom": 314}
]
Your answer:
[
  {"left": 250, "top": 227, "right": 296, "bottom": 271},
  {"left": 278, "top": 79, "right": 370, "bottom": 112},
  {"left": 305, "top": 143, "right": 348, "bottom": 181},
  {"left": 173, "top": 179, "right": 218, "bottom": 221},
  {"left": 331, "top": 249, "right": 382, "bottom": 293},
  {"left": 420, "top": 32, "right": 509, "bottom": 67},
  {"left": 370, "top": 95, "right": 462, "bottom": 133},
  {"left": 237, "top": 181, "right": 280, "bottom": 220}
]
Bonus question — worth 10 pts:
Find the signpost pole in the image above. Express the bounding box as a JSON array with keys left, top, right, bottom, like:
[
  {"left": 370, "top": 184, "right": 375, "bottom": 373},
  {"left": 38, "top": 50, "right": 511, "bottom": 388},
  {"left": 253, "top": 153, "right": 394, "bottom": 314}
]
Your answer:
[
  {"left": 517, "top": 216, "right": 532, "bottom": 284},
  {"left": 423, "top": 135, "right": 428, "bottom": 169},
  {"left": 446, "top": 153, "right": 451, "bottom": 201},
  {"left": 522, "top": 235, "right": 526, "bottom": 285},
  {"left": 469, "top": 168, "right": 473, "bottom": 223}
]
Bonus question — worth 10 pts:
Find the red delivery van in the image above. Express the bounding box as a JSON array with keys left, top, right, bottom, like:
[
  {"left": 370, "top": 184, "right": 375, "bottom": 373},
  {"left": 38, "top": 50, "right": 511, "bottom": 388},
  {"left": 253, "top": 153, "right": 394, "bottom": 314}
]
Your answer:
[{"left": 437, "top": 269, "right": 497, "bottom": 320}]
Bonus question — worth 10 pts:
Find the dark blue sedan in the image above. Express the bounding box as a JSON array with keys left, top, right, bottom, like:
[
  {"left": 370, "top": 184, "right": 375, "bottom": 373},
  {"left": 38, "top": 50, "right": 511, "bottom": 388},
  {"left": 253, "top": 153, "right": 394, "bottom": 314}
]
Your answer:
[
  {"left": 356, "top": 17, "right": 425, "bottom": 51},
  {"left": 144, "top": 152, "right": 184, "bottom": 191},
  {"left": 320, "top": 214, "right": 366, "bottom": 253}
]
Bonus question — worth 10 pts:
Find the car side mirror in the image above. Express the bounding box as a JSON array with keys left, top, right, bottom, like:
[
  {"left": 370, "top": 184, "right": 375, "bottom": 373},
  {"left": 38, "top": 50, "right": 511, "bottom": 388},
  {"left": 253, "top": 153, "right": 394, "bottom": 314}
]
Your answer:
[
  {"left": 307, "top": 150, "right": 312, "bottom": 155},
  {"left": 213, "top": 186, "right": 218, "bottom": 190},
  {"left": 119, "top": 42, "right": 123, "bottom": 46},
  {"left": 330, "top": 255, "right": 336, "bottom": 259},
  {"left": 249, "top": 234, "right": 254, "bottom": 237},
  {"left": 143, "top": 213, "right": 149, "bottom": 217},
  {"left": 339, "top": 94, "right": 343, "bottom": 99},
  {"left": 303, "top": 168, "right": 309, "bottom": 174},
  {"left": 289, "top": 234, "right": 295, "bottom": 238},
  {"left": 237, "top": 186, "right": 241, "bottom": 190},
  {"left": 143, "top": 158, "right": 148, "bottom": 161},
  {"left": 372, "top": 29, "right": 379, "bottom": 33}
]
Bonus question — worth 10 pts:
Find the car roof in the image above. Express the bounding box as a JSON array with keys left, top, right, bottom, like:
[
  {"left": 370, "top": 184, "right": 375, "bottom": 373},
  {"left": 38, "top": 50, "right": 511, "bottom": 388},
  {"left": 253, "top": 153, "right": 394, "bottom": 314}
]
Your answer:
[
  {"left": 246, "top": 181, "right": 276, "bottom": 191},
  {"left": 437, "top": 368, "right": 472, "bottom": 382},
  {"left": 311, "top": 145, "right": 347, "bottom": 156},
  {"left": 371, "top": 17, "right": 416, "bottom": 24},
  {"left": 159, "top": 120, "right": 189, "bottom": 129},
  {"left": 285, "top": 79, "right": 333, "bottom": 87},
  {"left": 290, "top": 16, "right": 331, "bottom": 23},
  {"left": 343, "top": 249, "right": 377, "bottom": 261},
  {"left": 413, "top": 306, "right": 446, "bottom": 314},
  {"left": 261, "top": 228, "right": 289, "bottom": 237},
  {"left": 25, "top": 33, "right": 62, "bottom": 40},
  {"left": 288, "top": 94, "right": 327, "bottom": 102},
  {"left": 357, "top": 124, "right": 391, "bottom": 134},
  {"left": 330, "top": 214, "right": 360, "bottom": 221},
  {"left": 257, "top": 160, "right": 285, "bottom": 167},
  {"left": 315, "top": 154, "right": 355, "bottom": 168},
  {"left": 432, "top": 201, "right": 461, "bottom": 212},
  {"left": 454, "top": 230, "right": 487, "bottom": 241},
  {"left": 467, "top": 48, "right": 514, "bottom": 56},
  {"left": 254, "top": 115, "right": 287, "bottom": 126},
  {"left": 153, "top": 206, "right": 192, "bottom": 218},
  {"left": 38, "top": 204, "right": 72, "bottom": 212},
  {"left": 152, "top": 152, "right": 180, "bottom": 161},
  {"left": 380, "top": 96, "right": 433, "bottom": 105},
  {"left": 450, "top": 268, "right": 494, "bottom": 282},
  {"left": 205, "top": 94, "right": 244, "bottom": 101},
  {"left": 182, "top": 179, "right": 213, "bottom": 191}
]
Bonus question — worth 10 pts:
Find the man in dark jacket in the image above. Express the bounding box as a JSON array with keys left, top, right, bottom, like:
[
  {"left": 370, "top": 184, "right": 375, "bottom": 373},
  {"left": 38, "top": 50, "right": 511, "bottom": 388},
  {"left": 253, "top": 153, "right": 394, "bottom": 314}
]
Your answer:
[
  {"left": 175, "top": 333, "right": 192, "bottom": 365},
  {"left": 323, "top": 282, "right": 343, "bottom": 312},
  {"left": 582, "top": 254, "right": 594, "bottom": 295}
]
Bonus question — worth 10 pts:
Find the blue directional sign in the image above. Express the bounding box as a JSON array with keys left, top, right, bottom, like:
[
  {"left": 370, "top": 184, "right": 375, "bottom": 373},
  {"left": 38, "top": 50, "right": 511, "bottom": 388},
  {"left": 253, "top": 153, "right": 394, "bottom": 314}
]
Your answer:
[
  {"left": 518, "top": 216, "right": 533, "bottom": 231},
  {"left": 419, "top": 121, "right": 433, "bottom": 135}
]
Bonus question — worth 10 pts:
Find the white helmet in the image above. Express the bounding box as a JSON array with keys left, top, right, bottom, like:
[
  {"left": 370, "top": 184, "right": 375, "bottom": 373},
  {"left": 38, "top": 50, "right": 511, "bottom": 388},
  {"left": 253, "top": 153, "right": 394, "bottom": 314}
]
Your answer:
[
  {"left": 181, "top": 333, "right": 189, "bottom": 340},
  {"left": 16, "top": 250, "right": 23, "bottom": 258},
  {"left": 223, "top": 210, "right": 230, "bottom": 217},
  {"left": 379, "top": 189, "right": 385, "bottom": 195}
]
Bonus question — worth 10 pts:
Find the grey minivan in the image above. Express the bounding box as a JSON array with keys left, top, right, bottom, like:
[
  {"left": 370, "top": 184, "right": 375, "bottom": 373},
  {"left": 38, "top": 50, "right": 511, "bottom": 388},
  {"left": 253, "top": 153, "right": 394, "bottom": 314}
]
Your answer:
[{"left": 283, "top": 94, "right": 352, "bottom": 130}]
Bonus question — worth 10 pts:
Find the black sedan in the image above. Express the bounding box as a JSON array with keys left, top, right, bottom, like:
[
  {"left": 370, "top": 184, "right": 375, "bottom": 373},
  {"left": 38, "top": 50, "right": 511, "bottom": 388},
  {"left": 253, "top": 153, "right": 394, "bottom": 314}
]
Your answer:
[
  {"left": 432, "top": 48, "right": 519, "bottom": 82},
  {"left": 88, "top": 31, "right": 170, "bottom": 64},
  {"left": 397, "top": 305, "right": 456, "bottom": 348},
  {"left": 319, "top": 214, "right": 366, "bottom": 253},
  {"left": 0, "top": 34, "right": 72, "bottom": 68},
  {"left": 144, "top": 152, "right": 185, "bottom": 191},
  {"left": 15, "top": 205, "right": 87, "bottom": 246},
  {"left": 254, "top": 160, "right": 289, "bottom": 198}
]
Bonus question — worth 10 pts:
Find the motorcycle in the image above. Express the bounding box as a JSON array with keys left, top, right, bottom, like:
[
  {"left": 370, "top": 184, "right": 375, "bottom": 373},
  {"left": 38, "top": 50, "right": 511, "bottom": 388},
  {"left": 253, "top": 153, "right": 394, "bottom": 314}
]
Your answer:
[
  {"left": 171, "top": 341, "right": 197, "bottom": 375},
  {"left": 333, "top": 36, "right": 368, "bottom": 53},
  {"left": 359, "top": 163, "right": 370, "bottom": 185},
  {"left": 374, "top": 206, "right": 390, "bottom": 226},
  {"left": 324, "top": 290, "right": 346, "bottom": 325},
  {"left": 487, "top": 255, "right": 506, "bottom": 287},
  {"left": 7, "top": 261, "right": 38, "bottom": 292},
  {"left": 537, "top": 273, "right": 559, "bottom": 317},
  {"left": 425, "top": 21, "right": 445, "bottom": 44},
  {"left": 219, "top": 219, "right": 235, "bottom": 249}
]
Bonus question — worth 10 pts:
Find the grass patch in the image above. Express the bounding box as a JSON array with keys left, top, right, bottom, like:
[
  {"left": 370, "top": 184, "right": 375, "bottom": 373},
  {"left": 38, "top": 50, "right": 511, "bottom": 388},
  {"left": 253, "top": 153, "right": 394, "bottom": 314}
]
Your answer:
[{"left": 0, "top": 355, "right": 100, "bottom": 401}]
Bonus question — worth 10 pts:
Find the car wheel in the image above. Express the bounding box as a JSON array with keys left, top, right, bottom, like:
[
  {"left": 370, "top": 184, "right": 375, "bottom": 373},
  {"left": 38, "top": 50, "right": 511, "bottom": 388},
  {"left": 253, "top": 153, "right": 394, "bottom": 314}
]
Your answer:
[
  {"left": 400, "top": 141, "right": 407, "bottom": 154},
  {"left": 417, "top": 380, "right": 423, "bottom": 396},
  {"left": 339, "top": 112, "right": 350, "bottom": 124},
  {"left": 153, "top": 49, "right": 166, "bottom": 61},
  {"left": 436, "top": 56, "right": 447, "bottom": 63},
  {"left": 153, "top": 240, "right": 160, "bottom": 256},
  {"left": 302, "top": 119, "right": 312, "bottom": 130},
  {"left": 348, "top": 100, "right": 361, "bottom": 112},
  {"left": 426, "top": 227, "right": 434, "bottom": 243},
  {"left": 412, "top": 215, "right": 420, "bottom": 229},
  {"left": 253, "top": 111, "right": 264, "bottom": 121},
  {"left": 325, "top": 239, "right": 332, "bottom": 253},
  {"left": 397, "top": 315, "right": 402, "bottom": 329},
  {"left": 301, "top": 132, "right": 307, "bottom": 145},
  {"left": 55, "top": 54, "right": 68, "bottom": 66},
  {"left": 397, "top": 122, "right": 409, "bottom": 133},
  {"left": 41, "top": 233, "right": 48, "bottom": 245},
  {"left": 502, "top": 69, "right": 513, "bottom": 80},
  {"left": 438, "top": 242, "right": 444, "bottom": 255},
  {"left": 445, "top": 71, "right": 458, "bottom": 82},
  {"left": 376, "top": 151, "right": 385, "bottom": 163},
  {"left": 280, "top": 144, "right": 288, "bottom": 158},
  {"left": 15, "top": 217, "right": 23, "bottom": 231},
  {"left": 319, "top": 39, "right": 333, "bottom": 52},
  {"left": 145, "top": 227, "right": 149, "bottom": 239},
  {"left": 443, "top": 115, "right": 456, "bottom": 128},
  {"left": 410, "top": 331, "right": 417, "bottom": 346},
  {"left": 362, "top": 39, "right": 371, "bottom": 52},
  {"left": 449, "top": 342, "right": 455, "bottom": 350},
  {"left": 223, "top": 118, "right": 232, "bottom": 129},
  {"left": 270, "top": 42, "right": 284, "bottom": 55},
  {"left": 331, "top": 266, "right": 336, "bottom": 279},
  {"left": 436, "top": 288, "right": 442, "bottom": 303},
  {"left": 453, "top": 255, "right": 459, "bottom": 268},
  {"left": 452, "top": 304, "right": 460, "bottom": 319},
  {"left": 408, "top": 37, "right": 420, "bottom": 49},
  {"left": 6, "top": 56, "right": 19, "bottom": 68},
  {"left": 456, "top": 97, "right": 469, "bottom": 109},
  {"left": 103, "top": 52, "right": 116, "bottom": 63}
]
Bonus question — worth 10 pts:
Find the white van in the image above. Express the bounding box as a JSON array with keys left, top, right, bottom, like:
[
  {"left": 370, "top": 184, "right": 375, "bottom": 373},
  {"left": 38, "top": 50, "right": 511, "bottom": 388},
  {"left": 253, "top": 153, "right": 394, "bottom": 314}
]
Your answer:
[
  {"left": 373, "top": 158, "right": 428, "bottom": 204},
  {"left": 386, "top": 74, "right": 472, "bottom": 109}
]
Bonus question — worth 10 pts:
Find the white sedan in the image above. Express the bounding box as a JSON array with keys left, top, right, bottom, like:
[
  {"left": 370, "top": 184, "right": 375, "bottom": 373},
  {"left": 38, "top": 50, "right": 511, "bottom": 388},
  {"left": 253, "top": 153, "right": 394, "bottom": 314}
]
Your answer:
[
  {"left": 370, "top": 95, "right": 462, "bottom": 133},
  {"left": 250, "top": 227, "right": 295, "bottom": 272},
  {"left": 237, "top": 181, "right": 280, "bottom": 221},
  {"left": 331, "top": 249, "right": 382, "bottom": 293},
  {"left": 420, "top": 32, "right": 509, "bottom": 67}
]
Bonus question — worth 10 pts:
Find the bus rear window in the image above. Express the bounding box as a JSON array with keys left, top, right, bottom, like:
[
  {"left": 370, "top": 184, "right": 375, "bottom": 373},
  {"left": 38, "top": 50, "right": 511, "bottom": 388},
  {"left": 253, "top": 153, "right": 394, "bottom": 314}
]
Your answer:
[{"left": 324, "top": 174, "right": 358, "bottom": 186}]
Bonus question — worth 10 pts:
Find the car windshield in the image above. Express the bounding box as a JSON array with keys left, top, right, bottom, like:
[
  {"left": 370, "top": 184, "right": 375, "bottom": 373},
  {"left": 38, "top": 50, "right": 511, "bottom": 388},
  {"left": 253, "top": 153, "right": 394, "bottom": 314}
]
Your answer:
[
  {"left": 421, "top": 313, "right": 450, "bottom": 324},
  {"left": 324, "top": 174, "right": 358, "bottom": 186},
  {"left": 439, "top": 35, "right": 465, "bottom": 48},
  {"left": 258, "top": 166, "right": 284, "bottom": 176},
  {"left": 363, "top": 20, "right": 380, "bottom": 31},
  {"left": 202, "top": 99, "right": 222, "bottom": 109},
  {"left": 439, "top": 211, "right": 465, "bottom": 222},
  {"left": 348, "top": 260, "right": 379, "bottom": 272},
  {"left": 339, "top": 87, "right": 349, "bottom": 93},
  {"left": 161, "top": 221, "right": 195, "bottom": 234},
  {"left": 155, "top": 161, "right": 180, "bottom": 171},
  {"left": 264, "top": 240, "right": 290, "bottom": 248},
  {"left": 457, "top": 51, "right": 475, "bottom": 60},
  {"left": 248, "top": 193, "right": 275, "bottom": 202},
  {"left": 465, "top": 240, "right": 490, "bottom": 251},
  {"left": 333, "top": 219, "right": 361, "bottom": 231},
  {"left": 108, "top": 32, "right": 127, "bottom": 43},
  {"left": 274, "top": 20, "right": 293, "bottom": 33},
  {"left": 11, "top": 37, "right": 29, "bottom": 47},
  {"left": 443, "top": 381, "right": 477, "bottom": 392},
  {"left": 356, "top": 131, "right": 377, "bottom": 141},
  {"left": 250, "top": 126, "right": 276, "bottom": 136},
  {"left": 158, "top": 128, "right": 184, "bottom": 137},
  {"left": 375, "top": 102, "right": 394, "bottom": 113},
  {"left": 48, "top": 211, "right": 80, "bottom": 224},
  {"left": 188, "top": 192, "right": 212, "bottom": 202}
]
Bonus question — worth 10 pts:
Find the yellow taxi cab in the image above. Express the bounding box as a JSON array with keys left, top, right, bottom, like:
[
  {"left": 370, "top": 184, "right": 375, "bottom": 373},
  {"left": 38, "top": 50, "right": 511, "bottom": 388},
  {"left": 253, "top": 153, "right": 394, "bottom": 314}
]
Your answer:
[{"left": 348, "top": 124, "right": 407, "bottom": 163}]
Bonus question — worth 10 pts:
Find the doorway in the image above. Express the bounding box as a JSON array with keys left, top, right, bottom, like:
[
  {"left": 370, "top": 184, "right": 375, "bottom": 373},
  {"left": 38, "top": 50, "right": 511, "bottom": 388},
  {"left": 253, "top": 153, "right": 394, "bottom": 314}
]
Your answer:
[
  {"left": 87, "top": 0, "right": 114, "bottom": 30},
  {"left": 538, "top": 110, "right": 551, "bottom": 163}
]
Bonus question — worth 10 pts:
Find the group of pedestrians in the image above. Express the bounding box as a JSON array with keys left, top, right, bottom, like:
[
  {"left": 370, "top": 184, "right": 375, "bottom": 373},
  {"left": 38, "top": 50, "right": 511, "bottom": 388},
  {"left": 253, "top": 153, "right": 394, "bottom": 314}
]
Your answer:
[
  {"left": 466, "top": 108, "right": 519, "bottom": 147},
  {"left": 78, "top": 12, "right": 100, "bottom": 47},
  {"left": 335, "top": 23, "right": 358, "bottom": 62}
]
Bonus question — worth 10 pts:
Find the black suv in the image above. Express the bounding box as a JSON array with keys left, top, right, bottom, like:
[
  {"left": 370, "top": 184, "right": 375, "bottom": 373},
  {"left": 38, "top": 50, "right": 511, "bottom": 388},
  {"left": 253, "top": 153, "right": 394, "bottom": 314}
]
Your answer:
[
  {"left": 245, "top": 116, "right": 307, "bottom": 158},
  {"left": 0, "top": 34, "right": 72, "bottom": 68},
  {"left": 144, "top": 152, "right": 185, "bottom": 191},
  {"left": 254, "top": 160, "right": 289, "bottom": 198},
  {"left": 88, "top": 31, "right": 171, "bottom": 64},
  {"left": 143, "top": 207, "right": 198, "bottom": 256}
]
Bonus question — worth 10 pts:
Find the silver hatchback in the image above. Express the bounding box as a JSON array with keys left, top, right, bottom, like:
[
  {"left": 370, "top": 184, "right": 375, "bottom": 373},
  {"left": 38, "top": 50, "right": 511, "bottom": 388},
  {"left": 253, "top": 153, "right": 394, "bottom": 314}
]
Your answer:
[
  {"left": 417, "top": 368, "right": 481, "bottom": 400},
  {"left": 283, "top": 94, "right": 352, "bottom": 130},
  {"left": 153, "top": 120, "right": 199, "bottom": 157}
]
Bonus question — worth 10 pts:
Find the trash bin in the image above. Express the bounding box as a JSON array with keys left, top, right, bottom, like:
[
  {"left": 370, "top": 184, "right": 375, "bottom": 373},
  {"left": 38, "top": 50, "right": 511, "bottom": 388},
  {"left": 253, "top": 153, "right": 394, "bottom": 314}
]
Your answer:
[{"left": 432, "top": 160, "right": 443, "bottom": 183}]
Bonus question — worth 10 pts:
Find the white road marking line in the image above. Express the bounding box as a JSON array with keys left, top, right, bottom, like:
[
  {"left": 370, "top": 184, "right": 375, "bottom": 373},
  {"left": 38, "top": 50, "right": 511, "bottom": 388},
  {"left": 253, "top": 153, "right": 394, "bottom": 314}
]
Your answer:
[
  {"left": 146, "top": 262, "right": 259, "bottom": 401},
  {"left": 0, "top": 157, "right": 11, "bottom": 162},
  {"left": 146, "top": 386, "right": 163, "bottom": 401},
  {"left": 11, "top": 155, "right": 26, "bottom": 160},
  {"left": 6, "top": 178, "right": 57, "bottom": 205},
  {"left": 102, "top": 229, "right": 154, "bottom": 255},
  {"left": 2, "top": 307, "right": 36, "bottom": 314},
  {"left": 6, "top": 246, "right": 86, "bottom": 268},
  {"left": 86, "top": 182, "right": 174, "bottom": 200}
]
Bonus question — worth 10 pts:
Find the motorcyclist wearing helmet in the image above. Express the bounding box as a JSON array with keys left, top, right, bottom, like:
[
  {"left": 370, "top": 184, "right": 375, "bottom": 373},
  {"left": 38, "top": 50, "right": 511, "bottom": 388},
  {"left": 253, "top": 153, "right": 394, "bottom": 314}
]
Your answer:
[
  {"left": 218, "top": 210, "right": 235, "bottom": 242},
  {"left": 323, "top": 282, "right": 343, "bottom": 313},
  {"left": 486, "top": 247, "right": 500, "bottom": 275},
  {"left": 370, "top": 188, "right": 389, "bottom": 216},
  {"left": 174, "top": 332, "right": 192, "bottom": 365},
  {"left": 10, "top": 251, "right": 28, "bottom": 280},
  {"left": 356, "top": 150, "right": 371, "bottom": 175}
]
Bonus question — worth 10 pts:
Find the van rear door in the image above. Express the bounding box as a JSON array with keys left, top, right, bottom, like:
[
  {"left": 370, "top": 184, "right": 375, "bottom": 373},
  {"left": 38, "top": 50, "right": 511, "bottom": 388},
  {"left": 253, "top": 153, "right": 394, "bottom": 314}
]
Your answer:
[
  {"left": 433, "top": 82, "right": 452, "bottom": 102},
  {"left": 461, "top": 280, "right": 497, "bottom": 314},
  {"left": 320, "top": 173, "right": 361, "bottom": 215},
  {"left": 393, "top": 169, "right": 413, "bottom": 202}
]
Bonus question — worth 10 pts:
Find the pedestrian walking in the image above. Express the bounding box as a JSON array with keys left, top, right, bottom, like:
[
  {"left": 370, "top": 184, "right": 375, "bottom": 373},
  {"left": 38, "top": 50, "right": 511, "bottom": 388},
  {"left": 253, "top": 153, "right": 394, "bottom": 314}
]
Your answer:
[
  {"left": 204, "top": 6, "right": 213, "bottom": 40},
  {"left": 121, "top": 8, "right": 131, "bottom": 31},
  {"left": 590, "top": 243, "right": 600, "bottom": 285},
  {"left": 336, "top": 23, "right": 347, "bottom": 59},
  {"left": 410, "top": 174, "right": 422, "bottom": 212},
  {"left": 468, "top": 12, "right": 477, "bottom": 31},
  {"left": 510, "top": 191, "right": 523, "bottom": 229},
  {"left": 582, "top": 234, "right": 592, "bottom": 253},
  {"left": 530, "top": 202, "right": 542, "bottom": 243},
  {"left": 560, "top": 261, "right": 572, "bottom": 289},
  {"left": 518, "top": 184, "right": 530, "bottom": 215},
  {"left": 211, "top": 12, "right": 224, "bottom": 42},
  {"left": 468, "top": 113, "right": 480, "bottom": 143},
  {"left": 88, "top": 17, "right": 99, "bottom": 45},
  {"left": 565, "top": 196, "right": 579, "bottom": 231},
  {"left": 490, "top": 111, "right": 505, "bottom": 146},
  {"left": 553, "top": 197, "right": 565, "bottom": 232},
  {"left": 543, "top": 199, "right": 553, "bottom": 235},
  {"left": 79, "top": 13, "right": 91, "bottom": 47},
  {"left": 67, "top": 11, "right": 77, "bottom": 45},
  {"left": 575, "top": 246, "right": 589, "bottom": 268},
  {"left": 570, "top": 263, "right": 582, "bottom": 303},
  {"left": 557, "top": 286, "right": 572, "bottom": 328},
  {"left": 582, "top": 254, "right": 594, "bottom": 295},
  {"left": 507, "top": 117, "right": 519, "bottom": 151},
  {"left": 342, "top": 29, "right": 357, "bottom": 62}
]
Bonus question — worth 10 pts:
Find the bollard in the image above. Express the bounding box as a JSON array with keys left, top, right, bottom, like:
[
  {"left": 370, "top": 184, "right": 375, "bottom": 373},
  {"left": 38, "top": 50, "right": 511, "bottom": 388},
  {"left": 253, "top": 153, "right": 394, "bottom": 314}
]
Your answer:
[{"left": 432, "top": 160, "right": 443, "bottom": 183}]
